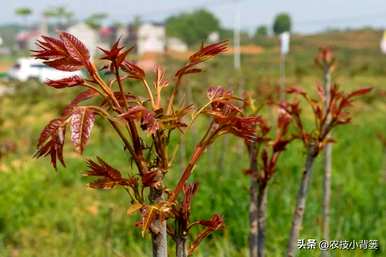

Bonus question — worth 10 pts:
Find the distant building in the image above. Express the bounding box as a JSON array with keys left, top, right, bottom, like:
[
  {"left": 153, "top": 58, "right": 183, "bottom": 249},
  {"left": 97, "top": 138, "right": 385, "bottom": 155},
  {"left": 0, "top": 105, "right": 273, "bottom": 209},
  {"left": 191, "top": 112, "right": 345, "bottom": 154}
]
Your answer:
[
  {"left": 99, "top": 26, "right": 115, "bottom": 44},
  {"left": 167, "top": 37, "right": 188, "bottom": 53},
  {"left": 137, "top": 23, "right": 165, "bottom": 55},
  {"left": 67, "top": 23, "right": 99, "bottom": 57},
  {"left": 16, "top": 30, "right": 41, "bottom": 50},
  {"left": 16, "top": 16, "right": 48, "bottom": 50}
]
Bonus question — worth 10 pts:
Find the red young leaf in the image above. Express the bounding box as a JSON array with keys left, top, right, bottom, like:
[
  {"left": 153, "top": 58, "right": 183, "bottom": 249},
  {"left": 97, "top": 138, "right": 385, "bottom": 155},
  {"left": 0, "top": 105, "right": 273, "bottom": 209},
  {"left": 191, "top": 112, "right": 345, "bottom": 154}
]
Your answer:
[
  {"left": 85, "top": 157, "right": 135, "bottom": 189},
  {"left": 141, "top": 169, "right": 162, "bottom": 188},
  {"left": 43, "top": 57, "right": 83, "bottom": 71},
  {"left": 175, "top": 41, "right": 227, "bottom": 79},
  {"left": 99, "top": 38, "right": 133, "bottom": 68},
  {"left": 286, "top": 86, "right": 307, "bottom": 96},
  {"left": 46, "top": 75, "right": 84, "bottom": 89},
  {"left": 182, "top": 183, "right": 199, "bottom": 220},
  {"left": 315, "top": 47, "right": 335, "bottom": 68},
  {"left": 59, "top": 32, "right": 90, "bottom": 65},
  {"left": 189, "top": 214, "right": 224, "bottom": 255},
  {"left": 207, "top": 86, "right": 233, "bottom": 101},
  {"left": 37, "top": 118, "right": 63, "bottom": 147},
  {"left": 62, "top": 89, "right": 99, "bottom": 117},
  {"left": 154, "top": 65, "right": 168, "bottom": 89},
  {"left": 35, "top": 118, "right": 66, "bottom": 169},
  {"left": 347, "top": 87, "right": 372, "bottom": 99},
  {"left": 189, "top": 41, "right": 228, "bottom": 63},
  {"left": 120, "top": 61, "right": 145, "bottom": 80},
  {"left": 70, "top": 107, "right": 96, "bottom": 153},
  {"left": 33, "top": 33, "right": 88, "bottom": 71},
  {"left": 120, "top": 106, "right": 160, "bottom": 134},
  {"left": 33, "top": 36, "right": 66, "bottom": 59}
]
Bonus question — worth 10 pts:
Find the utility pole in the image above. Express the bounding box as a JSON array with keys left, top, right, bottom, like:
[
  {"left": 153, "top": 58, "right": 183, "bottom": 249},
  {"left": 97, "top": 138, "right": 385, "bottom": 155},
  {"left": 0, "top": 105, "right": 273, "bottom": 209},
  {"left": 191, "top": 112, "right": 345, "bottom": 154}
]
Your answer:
[
  {"left": 279, "top": 52, "right": 286, "bottom": 101},
  {"left": 279, "top": 32, "right": 290, "bottom": 102},
  {"left": 233, "top": 0, "right": 241, "bottom": 70}
]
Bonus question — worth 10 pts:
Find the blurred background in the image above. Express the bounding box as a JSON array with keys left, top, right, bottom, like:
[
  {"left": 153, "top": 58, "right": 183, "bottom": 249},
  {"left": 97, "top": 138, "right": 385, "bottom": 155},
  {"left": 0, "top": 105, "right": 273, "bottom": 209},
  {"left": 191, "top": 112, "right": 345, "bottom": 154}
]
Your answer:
[{"left": 0, "top": 1, "right": 385, "bottom": 257}]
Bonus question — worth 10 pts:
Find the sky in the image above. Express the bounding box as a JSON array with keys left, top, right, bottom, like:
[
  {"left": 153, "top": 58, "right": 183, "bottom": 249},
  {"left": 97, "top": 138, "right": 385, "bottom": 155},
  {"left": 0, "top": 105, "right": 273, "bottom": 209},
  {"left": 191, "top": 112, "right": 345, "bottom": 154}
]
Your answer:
[{"left": 3, "top": 0, "right": 386, "bottom": 34}]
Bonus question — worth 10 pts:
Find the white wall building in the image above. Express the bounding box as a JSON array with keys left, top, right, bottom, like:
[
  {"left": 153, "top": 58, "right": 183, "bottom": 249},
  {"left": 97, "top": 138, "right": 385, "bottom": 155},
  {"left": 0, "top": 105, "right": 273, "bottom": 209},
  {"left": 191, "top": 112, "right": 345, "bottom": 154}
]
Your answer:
[
  {"left": 167, "top": 37, "right": 188, "bottom": 53},
  {"left": 137, "top": 23, "right": 165, "bottom": 55}
]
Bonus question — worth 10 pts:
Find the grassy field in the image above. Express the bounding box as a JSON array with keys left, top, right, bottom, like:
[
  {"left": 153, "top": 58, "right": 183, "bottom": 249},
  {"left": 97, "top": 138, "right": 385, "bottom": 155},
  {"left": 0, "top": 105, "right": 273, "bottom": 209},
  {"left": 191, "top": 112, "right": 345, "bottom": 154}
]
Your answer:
[{"left": 0, "top": 30, "right": 385, "bottom": 257}]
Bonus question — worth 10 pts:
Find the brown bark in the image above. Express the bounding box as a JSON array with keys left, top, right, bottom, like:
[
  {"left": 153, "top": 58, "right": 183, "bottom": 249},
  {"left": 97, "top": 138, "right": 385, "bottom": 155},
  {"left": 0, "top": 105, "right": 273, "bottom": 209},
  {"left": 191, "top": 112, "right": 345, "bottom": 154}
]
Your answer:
[{"left": 287, "top": 144, "right": 318, "bottom": 257}]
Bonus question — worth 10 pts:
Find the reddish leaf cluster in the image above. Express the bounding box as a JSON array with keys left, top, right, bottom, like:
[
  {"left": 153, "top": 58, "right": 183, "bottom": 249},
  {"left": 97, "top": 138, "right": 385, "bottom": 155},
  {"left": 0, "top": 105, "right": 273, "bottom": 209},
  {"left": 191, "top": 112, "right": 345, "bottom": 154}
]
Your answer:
[
  {"left": 315, "top": 47, "right": 335, "bottom": 69},
  {"left": 33, "top": 32, "right": 239, "bottom": 254},
  {"left": 46, "top": 75, "right": 84, "bottom": 89},
  {"left": 172, "top": 183, "right": 199, "bottom": 234},
  {"left": 244, "top": 104, "right": 295, "bottom": 183},
  {"left": 169, "top": 182, "right": 223, "bottom": 256},
  {"left": 33, "top": 32, "right": 91, "bottom": 72},
  {"left": 283, "top": 85, "right": 372, "bottom": 152},
  {"left": 34, "top": 118, "right": 66, "bottom": 169},
  {"left": 121, "top": 61, "right": 145, "bottom": 80},
  {"left": 175, "top": 41, "right": 228, "bottom": 79},
  {"left": 35, "top": 105, "right": 97, "bottom": 168},
  {"left": 99, "top": 39, "right": 133, "bottom": 72},
  {"left": 86, "top": 157, "right": 137, "bottom": 189},
  {"left": 188, "top": 214, "right": 224, "bottom": 255},
  {"left": 120, "top": 106, "right": 160, "bottom": 134},
  {"left": 70, "top": 107, "right": 96, "bottom": 153},
  {"left": 206, "top": 86, "right": 261, "bottom": 142}
]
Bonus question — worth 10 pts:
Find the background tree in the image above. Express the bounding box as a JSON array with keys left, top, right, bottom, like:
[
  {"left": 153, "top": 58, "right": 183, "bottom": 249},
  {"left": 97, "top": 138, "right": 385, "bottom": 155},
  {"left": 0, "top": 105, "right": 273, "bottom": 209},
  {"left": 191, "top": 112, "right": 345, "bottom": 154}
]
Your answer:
[
  {"left": 85, "top": 13, "right": 108, "bottom": 30},
  {"left": 166, "top": 9, "right": 221, "bottom": 46},
  {"left": 132, "top": 15, "right": 142, "bottom": 30},
  {"left": 44, "top": 6, "right": 74, "bottom": 30},
  {"left": 15, "top": 7, "right": 32, "bottom": 28},
  {"left": 273, "top": 13, "right": 291, "bottom": 35},
  {"left": 255, "top": 25, "right": 268, "bottom": 37}
]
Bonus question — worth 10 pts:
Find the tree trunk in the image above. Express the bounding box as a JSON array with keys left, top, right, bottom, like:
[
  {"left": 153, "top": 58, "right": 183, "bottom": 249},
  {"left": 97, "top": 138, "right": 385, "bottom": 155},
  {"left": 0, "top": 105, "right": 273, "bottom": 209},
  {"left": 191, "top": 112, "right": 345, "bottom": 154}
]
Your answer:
[
  {"left": 287, "top": 145, "right": 317, "bottom": 257},
  {"left": 249, "top": 179, "right": 258, "bottom": 257},
  {"left": 257, "top": 183, "right": 268, "bottom": 257},
  {"left": 150, "top": 188, "right": 168, "bottom": 257},
  {"left": 175, "top": 236, "right": 187, "bottom": 257},
  {"left": 248, "top": 141, "right": 258, "bottom": 257},
  {"left": 321, "top": 144, "right": 332, "bottom": 257},
  {"left": 321, "top": 63, "right": 332, "bottom": 257}
]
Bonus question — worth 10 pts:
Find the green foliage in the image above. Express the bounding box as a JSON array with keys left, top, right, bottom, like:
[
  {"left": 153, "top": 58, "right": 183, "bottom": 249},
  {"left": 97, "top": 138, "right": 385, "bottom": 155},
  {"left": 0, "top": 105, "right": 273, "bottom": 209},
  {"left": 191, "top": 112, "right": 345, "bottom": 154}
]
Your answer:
[
  {"left": 15, "top": 7, "right": 32, "bottom": 17},
  {"left": 43, "top": 6, "right": 74, "bottom": 28},
  {"left": 166, "top": 9, "right": 221, "bottom": 46},
  {"left": 255, "top": 25, "right": 268, "bottom": 37},
  {"left": 0, "top": 24, "right": 24, "bottom": 48},
  {"left": 85, "top": 13, "right": 108, "bottom": 30},
  {"left": 273, "top": 13, "right": 292, "bottom": 35}
]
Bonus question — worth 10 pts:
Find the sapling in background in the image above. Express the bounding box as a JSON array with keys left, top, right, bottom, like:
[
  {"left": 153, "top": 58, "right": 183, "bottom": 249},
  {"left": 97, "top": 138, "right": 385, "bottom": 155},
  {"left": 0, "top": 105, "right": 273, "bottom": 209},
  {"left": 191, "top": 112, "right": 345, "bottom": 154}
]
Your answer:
[
  {"left": 283, "top": 81, "right": 372, "bottom": 257},
  {"left": 243, "top": 95, "right": 295, "bottom": 257},
  {"left": 315, "top": 47, "right": 335, "bottom": 257},
  {"left": 32, "top": 32, "right": 260, "bottom": 257}
]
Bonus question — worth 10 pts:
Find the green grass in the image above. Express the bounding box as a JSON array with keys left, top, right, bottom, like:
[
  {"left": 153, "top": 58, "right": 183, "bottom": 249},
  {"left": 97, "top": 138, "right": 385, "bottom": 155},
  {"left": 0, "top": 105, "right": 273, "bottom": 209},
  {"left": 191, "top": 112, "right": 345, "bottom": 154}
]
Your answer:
[{"left": 0, "top": 41, "right": 385, "bottom": 257}]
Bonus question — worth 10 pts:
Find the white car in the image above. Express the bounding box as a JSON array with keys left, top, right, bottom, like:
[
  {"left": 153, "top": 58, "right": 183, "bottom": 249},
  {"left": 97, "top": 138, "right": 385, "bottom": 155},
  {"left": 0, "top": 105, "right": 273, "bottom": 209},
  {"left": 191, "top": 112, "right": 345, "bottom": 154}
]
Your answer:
[{"left": 8, "top": 58, "right": 82, "bottom": 82}]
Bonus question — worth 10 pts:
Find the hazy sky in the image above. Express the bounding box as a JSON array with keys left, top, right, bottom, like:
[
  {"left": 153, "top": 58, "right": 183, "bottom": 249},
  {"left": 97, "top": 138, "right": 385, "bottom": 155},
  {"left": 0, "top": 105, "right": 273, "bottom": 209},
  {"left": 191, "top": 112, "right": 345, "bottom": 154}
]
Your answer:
[{"left": 4, "top": 0, "right": 386, "bottom": 33}]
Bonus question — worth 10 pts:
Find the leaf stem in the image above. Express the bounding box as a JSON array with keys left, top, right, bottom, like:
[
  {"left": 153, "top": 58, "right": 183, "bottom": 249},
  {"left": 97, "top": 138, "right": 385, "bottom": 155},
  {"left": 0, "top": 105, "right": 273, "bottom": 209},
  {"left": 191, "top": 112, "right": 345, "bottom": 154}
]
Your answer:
[{"left": 142, "top": 79, "right": 156, "bottom": 109}]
